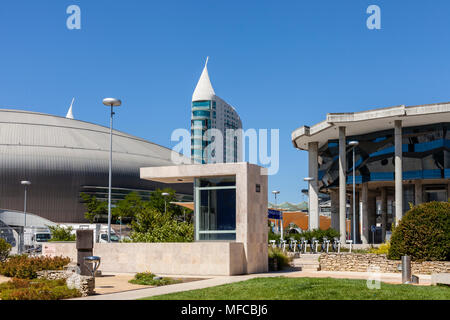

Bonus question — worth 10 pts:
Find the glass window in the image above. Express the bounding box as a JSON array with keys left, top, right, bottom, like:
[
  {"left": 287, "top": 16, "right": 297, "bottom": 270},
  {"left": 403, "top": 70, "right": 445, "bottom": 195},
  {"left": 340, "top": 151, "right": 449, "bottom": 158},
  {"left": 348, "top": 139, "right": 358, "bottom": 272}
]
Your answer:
[{"left": 195, "top": 176, "right": 236, "bottom": 241}]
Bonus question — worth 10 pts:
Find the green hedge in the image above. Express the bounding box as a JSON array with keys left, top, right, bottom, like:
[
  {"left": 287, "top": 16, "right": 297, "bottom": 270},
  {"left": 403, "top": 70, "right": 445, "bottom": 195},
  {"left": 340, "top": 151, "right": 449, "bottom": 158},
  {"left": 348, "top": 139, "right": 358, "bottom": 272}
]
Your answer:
[{"left": 388, "top": 201, "right": 450, "bottom": 261}]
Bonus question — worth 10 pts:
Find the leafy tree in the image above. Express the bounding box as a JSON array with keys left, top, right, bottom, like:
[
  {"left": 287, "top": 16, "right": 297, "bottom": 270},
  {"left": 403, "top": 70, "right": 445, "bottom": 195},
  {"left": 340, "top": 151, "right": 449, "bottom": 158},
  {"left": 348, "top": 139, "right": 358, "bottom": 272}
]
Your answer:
[
  {"left": 80, "top": 193, "right": 108, "bottom": 223},
  {"left": 48, "top": 225, "right": 76, "bottom": 242},
  {"left": 112, "top": 192, "right": 146, "bottom": 221}
]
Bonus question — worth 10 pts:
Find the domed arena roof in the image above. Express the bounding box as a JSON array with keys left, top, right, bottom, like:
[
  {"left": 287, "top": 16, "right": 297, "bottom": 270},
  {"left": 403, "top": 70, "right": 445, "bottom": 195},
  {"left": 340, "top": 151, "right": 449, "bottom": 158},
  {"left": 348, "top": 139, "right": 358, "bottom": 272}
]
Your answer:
[{"left": 0, "top": 109, "right": 192, "bottom": 223}]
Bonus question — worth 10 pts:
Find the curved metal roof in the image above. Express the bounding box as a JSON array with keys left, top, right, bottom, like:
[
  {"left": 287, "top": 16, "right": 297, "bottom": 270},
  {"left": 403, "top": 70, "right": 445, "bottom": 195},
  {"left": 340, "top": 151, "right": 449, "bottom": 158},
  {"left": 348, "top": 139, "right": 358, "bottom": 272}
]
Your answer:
[{"left": 0, "top": 109, "right": 186, "bottom": 168}]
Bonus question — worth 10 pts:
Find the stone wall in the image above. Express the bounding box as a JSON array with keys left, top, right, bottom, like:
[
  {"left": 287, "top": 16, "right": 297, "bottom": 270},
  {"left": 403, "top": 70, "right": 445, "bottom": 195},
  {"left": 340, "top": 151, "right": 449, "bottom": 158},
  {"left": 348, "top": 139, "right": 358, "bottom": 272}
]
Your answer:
[
  {"left": 36, "top": 270, "right": 95, "bottom": 296},
  {"left": 319, "top": 253, "right": 450, "bottom": 275}
]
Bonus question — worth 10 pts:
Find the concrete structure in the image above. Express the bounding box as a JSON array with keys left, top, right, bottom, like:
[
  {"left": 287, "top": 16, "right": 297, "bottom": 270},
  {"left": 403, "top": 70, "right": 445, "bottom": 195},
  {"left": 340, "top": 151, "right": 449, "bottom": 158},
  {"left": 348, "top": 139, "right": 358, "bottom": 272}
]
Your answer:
[
  {"left": 140, "top": 162, "right": 268, "bottom": 274},
  {"left": 0, "top": 109, "right": 192, "bottom": 224},
  {"left": 42, "top": 242, "right": 247, "bottom": 276},
  {"left": 43, "top": 163, "right": 268, "bottom": 276},
  {"left": 191, "top": 59, "right": 243, "bottom": 164},
  {"left": 292, "top": 102, "right": 450, "bottom": 243}
]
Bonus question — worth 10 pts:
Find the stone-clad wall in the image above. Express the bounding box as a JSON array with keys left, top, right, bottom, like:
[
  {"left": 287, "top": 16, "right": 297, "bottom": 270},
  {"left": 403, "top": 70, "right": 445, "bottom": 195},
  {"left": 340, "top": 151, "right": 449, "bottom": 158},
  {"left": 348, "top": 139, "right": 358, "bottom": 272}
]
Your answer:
[
  {"left": 36, "top": 270, "right": 94, "bottom": 296},
  {"left": 319, "top": 253, "right": 450, "bottom": 275}
]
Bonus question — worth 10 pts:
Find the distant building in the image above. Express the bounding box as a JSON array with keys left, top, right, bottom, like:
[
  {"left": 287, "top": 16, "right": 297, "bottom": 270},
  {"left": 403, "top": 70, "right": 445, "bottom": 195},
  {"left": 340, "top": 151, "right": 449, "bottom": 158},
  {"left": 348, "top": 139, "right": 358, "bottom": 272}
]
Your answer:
[{"left": 191, "top": 58, "right": 243, "bottom": 164}]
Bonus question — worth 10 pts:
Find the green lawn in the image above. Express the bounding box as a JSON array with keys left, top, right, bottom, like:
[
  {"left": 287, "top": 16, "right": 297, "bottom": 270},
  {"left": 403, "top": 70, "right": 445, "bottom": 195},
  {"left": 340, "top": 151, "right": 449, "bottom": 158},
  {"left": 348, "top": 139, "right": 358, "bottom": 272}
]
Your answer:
[{"left": 142, "top": 277, "right": 450, "bottom": 300}]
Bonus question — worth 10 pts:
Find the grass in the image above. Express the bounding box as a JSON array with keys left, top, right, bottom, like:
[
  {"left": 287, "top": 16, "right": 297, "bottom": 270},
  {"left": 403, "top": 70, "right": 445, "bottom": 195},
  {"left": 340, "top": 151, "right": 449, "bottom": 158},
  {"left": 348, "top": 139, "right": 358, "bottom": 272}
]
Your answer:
[{"left": 142, "top": 277, "right": 450, "bottom": 300}]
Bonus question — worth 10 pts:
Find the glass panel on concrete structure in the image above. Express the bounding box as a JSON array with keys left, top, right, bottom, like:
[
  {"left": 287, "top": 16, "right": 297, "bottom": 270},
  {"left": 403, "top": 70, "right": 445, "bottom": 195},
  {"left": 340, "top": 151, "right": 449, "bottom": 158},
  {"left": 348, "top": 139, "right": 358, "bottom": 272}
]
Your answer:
[{"left": 195, "top": 176, "right": 236, "bottom": 241}]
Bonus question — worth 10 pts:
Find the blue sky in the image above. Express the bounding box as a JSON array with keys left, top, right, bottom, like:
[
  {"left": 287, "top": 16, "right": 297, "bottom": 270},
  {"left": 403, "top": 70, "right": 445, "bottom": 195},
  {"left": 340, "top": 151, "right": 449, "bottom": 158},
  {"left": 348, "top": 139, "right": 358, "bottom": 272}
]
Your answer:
[{"left": 1, "top": 0, "right": 450, "bottom": 203}]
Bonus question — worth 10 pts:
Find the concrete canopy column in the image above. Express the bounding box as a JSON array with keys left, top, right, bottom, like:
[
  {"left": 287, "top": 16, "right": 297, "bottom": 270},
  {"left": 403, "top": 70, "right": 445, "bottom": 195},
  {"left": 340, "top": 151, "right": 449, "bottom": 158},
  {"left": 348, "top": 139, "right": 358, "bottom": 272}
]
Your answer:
[
  {"left": 308, "top": 142, "right": 319, "bottom": 230},
  {"left": 361, "top": 183, "right": 369, "bottom": 244},
  {"left": 415, "top": 180, "right": 423, "bottom": 206},
  {"left": 338, "top": 127, "right": 347, "bottom": 243},
  {"left": 330, "top": 189, "right": 339, "bottom": 231},
  {"left": 394, "top": 120, "right": 403, "bottom": 225},
  {"left": 380, "top": 187, "right": 387, "bottom": 242}
]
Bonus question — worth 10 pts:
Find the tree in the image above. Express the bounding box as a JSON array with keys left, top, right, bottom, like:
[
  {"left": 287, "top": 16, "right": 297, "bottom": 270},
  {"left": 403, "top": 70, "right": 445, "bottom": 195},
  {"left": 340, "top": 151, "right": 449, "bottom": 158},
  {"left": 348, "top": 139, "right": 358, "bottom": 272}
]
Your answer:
[
  {"left": 48, "top": 225, "right": 76, "bottom": 242},
  {"left": 112, "top": 192, "right": 146, "bottom": 221},
  {"left": 0, "top": 238, "right": 11, "bottom": 262},
  {"left": 80, "top": 193, "right": 108, "bottom": 223}
]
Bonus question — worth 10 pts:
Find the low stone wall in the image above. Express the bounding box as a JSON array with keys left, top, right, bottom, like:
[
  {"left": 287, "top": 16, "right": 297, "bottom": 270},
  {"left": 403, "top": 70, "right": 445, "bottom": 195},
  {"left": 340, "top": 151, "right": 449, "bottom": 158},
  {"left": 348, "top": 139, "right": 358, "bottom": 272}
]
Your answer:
[
  {"left": 319, "top": 253, "right": 450, "bottom": 275},
  {"left": 36, "top": 270, "right": 95, "bottom": 296},
  {"left": 42, "top": 242, "right": 247, "bottom": 276}
]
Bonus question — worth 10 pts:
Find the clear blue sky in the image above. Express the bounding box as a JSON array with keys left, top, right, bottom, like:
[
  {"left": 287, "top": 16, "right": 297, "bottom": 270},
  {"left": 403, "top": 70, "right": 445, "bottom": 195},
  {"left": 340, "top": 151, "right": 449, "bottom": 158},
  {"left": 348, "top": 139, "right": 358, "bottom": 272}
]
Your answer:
[{"left": 1, "top": 0, "right": 450, "bottom": 203}]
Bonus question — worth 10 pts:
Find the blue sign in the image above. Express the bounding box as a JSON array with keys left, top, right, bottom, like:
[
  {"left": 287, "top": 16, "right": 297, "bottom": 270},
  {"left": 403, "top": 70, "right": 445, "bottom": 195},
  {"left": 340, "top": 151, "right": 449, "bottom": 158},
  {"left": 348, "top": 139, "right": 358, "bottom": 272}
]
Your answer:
[
  {"left": 268, "top": 209, "right": 283, "bottom": 220},
  {"left": 371, "top": 225, "right": 376, "bottom": 233}
]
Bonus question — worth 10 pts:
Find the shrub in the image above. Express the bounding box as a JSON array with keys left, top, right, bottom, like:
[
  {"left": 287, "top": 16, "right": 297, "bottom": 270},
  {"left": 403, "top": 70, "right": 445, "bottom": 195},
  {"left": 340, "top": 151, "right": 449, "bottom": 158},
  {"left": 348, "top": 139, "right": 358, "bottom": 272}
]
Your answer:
[
  {"left": 0, "top": 238, "right": 12, "bottom": 262},
  {"left": 129, "top": 272, "right": 181, "bottom": 286},
  {"left": 48, "top": 225, "right": 76, "bottom": 242},
  {"left": 388, "top": 201, "right": 450, "bottom": 261},
  {"left": 0, "top": 255, "right": 71, "bottom": 279},
  {"left": 0, "top": 278, "right": 81, "bottom": 300},
  {"left": 368, "top": 242, "right": 390, "bottom": 255},
  {"left": 268, "top": 247, "right": 292, "bottom": 269}
]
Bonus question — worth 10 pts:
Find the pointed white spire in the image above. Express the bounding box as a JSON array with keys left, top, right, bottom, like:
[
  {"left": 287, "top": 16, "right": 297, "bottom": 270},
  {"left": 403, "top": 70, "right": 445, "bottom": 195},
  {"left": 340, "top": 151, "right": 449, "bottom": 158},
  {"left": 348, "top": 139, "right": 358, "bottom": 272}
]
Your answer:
[
  {"left": 66, "top": 98, "right": 75, "bottom": 119},
  {"left": 192, "top": 57, "right": 215, "bottom": 102}
]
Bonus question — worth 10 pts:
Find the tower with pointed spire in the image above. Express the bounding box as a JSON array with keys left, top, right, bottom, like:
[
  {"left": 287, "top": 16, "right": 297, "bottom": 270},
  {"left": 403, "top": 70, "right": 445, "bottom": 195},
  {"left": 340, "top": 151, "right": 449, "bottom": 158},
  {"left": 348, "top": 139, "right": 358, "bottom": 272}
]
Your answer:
[{"left": 191, "top": 58, "right": 242, "bottom": 164}]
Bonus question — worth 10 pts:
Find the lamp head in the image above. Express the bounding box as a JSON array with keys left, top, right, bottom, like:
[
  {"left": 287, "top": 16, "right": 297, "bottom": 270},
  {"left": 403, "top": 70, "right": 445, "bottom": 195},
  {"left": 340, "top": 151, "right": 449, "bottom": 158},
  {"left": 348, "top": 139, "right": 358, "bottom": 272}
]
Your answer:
[
  {"left": 348, "top": 141, "right": 359, "bottom": 147},
  {"left": 21, "top": 181, "right": 31, "bottom": 186},
  {"left": 303, "top": 177, "right": 314, "bottom": 182},
  {"left": 102, "top": 98, "right": 122, "bottom": 107}
]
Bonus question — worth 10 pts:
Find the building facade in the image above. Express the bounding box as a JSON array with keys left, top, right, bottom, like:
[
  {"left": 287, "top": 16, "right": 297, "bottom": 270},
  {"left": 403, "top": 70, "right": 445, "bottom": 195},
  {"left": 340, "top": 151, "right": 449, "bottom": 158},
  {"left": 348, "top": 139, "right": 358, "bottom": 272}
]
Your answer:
[
  {"left": 291, "top": 102, "right": 450, "bottom": 244},
  {"left": 191, "top": 59, "right": 243, "bottom": 164},
  {"left": 0, "top": 109, "right": 192, "bottom": 224}
]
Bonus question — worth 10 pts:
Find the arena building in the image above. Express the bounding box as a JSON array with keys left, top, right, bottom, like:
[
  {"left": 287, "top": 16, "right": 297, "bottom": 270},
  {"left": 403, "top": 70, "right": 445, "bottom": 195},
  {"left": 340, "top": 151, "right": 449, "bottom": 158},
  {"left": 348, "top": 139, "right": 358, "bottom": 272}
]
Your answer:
[
  {"left": 291, "top": 102, "right": 450, "bottom": 244},
  {"left": 0, "top": 109, "right": 192, "bottom": 226}
]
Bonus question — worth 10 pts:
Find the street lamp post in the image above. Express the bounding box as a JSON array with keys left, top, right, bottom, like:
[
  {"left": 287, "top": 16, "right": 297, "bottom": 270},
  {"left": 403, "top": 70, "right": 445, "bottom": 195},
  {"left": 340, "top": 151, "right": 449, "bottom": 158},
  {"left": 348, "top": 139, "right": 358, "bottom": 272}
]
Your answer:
[
  {"left": 102, "top": 98, "right": 122, "bottom": 243},
  {"left": 304, "top": 177, "right": 314, "bottom": 231},
  {"left": 21, "top": 181, "right": 31, "bottom": 228},
  {"left": 349, "top": 141, "right": 359, "bottom": 243},
  {"left": 162, "top": 192, "right": 170, "bottom": 214}
]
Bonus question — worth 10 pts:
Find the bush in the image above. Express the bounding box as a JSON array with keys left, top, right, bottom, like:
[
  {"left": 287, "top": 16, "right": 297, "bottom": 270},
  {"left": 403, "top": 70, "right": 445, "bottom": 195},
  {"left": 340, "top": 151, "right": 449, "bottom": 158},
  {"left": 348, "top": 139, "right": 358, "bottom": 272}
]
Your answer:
[
  {"left": 129, "top": 272, "right": 181, "bottom": 286},
  {"left": 0, "top": 238, "right": 12, "bottom": 262},
  {"left": 0, "top": 278, "right": 81, "bottom": 300},
  {"left": 130, "top": 207, "right": 194, "bottom": 242},
  {"left": 388, "top": 201, "right": 450, "bottom": 261},
  {"left": 286, "top": 228, "right": 340, "bottom": 242},
  {"left": 368, "top": 242, "right": 390, "bottom": 254},
  {"left": 48, "top": 225, "right": 76, "bottom": 242},
  {"left": 0, "top": 255, "right": 71, "bottom": 279},
  {"left": 268, "top": 247, "right": 292, "bottom": 269}
]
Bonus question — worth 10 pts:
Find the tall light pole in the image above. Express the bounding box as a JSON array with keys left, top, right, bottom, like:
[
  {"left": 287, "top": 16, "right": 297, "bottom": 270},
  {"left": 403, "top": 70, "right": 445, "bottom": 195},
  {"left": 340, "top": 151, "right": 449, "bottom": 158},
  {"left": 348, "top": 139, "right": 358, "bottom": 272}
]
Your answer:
[
  {"left": 162, "top": 192, "right": 170, "bottom": 214},
  {"left": 304, "top": 177, "right": 314, "bottom": 231},
  {"left": 349, "top": 141, "right": 359, "bottom": 243},
  {"left": 21, "top": 181, "right": 31, "bottom": 227},
  {"left": 102, "top": 98, "right": 122, "bottom": 243}
]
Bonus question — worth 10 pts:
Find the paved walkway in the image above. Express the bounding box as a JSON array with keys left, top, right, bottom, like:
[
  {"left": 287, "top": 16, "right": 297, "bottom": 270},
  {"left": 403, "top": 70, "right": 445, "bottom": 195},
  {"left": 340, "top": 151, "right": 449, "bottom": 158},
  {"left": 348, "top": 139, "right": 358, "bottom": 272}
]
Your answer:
[{"left": 72, "top": 269, "right": 432, "bottom": 300}]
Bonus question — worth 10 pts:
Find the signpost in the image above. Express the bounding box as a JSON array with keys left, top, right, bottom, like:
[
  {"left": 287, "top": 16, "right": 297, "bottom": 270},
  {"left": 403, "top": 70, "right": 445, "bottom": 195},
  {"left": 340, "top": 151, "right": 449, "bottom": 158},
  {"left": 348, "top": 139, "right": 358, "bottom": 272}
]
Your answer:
[
  {"left": 268, "top": 209, "right": 283, "bottom": 240},
  {"left": 371, "top": 225, "right": 376, "bottom": 245}
]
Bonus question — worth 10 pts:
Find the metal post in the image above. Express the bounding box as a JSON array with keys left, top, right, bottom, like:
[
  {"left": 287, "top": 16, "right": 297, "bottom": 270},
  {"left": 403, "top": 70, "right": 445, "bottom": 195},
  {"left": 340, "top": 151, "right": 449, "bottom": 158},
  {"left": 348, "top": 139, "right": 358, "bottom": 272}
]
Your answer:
[
  {"left": 24, "top": 186, "right": 27, "bottom": 228},
  {"left": 402, "top": 255, "right": 411, "bottom": 284},
  {"left": 352, "top": 147, "right": 356, "bottom": 243},
  {"left": 107, "top": 105, "right": 113, "bottom": 243}
]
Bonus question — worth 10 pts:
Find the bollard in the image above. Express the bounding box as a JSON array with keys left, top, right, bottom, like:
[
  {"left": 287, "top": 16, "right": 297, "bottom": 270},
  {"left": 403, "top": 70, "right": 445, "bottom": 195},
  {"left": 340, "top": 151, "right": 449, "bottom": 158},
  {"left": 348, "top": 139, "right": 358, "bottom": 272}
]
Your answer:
[{"left": 402, "top": 255, "right": 412, "bottom": 284}]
